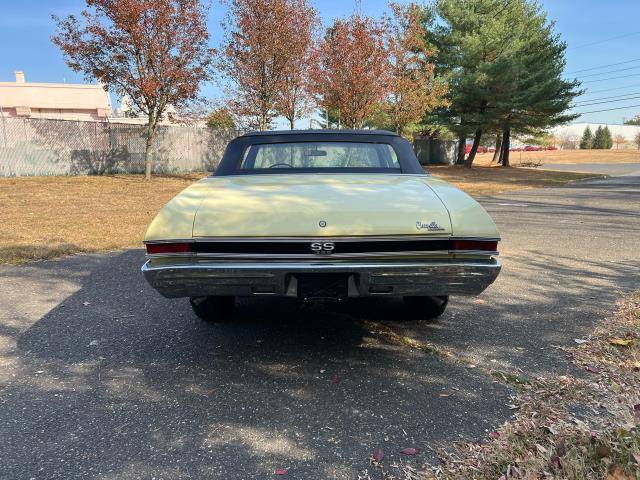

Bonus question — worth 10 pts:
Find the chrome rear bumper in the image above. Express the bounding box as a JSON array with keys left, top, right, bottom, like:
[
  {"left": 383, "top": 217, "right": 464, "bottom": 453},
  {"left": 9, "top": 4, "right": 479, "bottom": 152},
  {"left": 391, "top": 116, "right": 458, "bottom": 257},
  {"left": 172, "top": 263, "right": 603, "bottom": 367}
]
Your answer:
[{"left": 141, "top": 257, "right": 501, "bottom": 298}]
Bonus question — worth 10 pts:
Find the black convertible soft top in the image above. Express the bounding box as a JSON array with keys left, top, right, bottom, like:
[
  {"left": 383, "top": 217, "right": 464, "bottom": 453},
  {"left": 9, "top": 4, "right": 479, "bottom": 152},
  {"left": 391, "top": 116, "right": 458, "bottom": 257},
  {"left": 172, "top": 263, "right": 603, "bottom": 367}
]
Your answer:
[{"left": 214, "top": 130, "right": 424, "bottom": 176}]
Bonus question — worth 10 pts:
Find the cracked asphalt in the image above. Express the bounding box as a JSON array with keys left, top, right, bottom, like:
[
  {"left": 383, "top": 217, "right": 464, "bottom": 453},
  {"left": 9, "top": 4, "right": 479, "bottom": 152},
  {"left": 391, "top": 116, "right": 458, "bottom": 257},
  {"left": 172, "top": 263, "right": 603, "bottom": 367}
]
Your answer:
[{"left": 1, "top": 171, "right": 639, "bottom": 479}]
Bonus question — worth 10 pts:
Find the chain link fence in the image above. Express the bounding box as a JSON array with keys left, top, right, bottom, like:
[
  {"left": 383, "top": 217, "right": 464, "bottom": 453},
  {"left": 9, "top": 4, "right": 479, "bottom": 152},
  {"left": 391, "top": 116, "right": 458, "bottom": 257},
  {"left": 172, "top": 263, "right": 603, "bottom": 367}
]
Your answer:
[{"left": 0, "top": 117, "right": 239, "bottom": 177}]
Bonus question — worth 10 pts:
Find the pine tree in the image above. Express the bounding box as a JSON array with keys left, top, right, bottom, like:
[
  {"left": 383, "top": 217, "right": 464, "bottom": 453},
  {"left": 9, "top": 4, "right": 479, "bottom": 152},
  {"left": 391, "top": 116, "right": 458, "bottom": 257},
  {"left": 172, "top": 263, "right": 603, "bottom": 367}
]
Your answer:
[
  {"left": 424, "top": 0, "right": 580, "bottom": 167},
  {"left": 603, "top": 126, "right": 613, "bottom": 149},
  {"left": 580, "top": 126, "right": 593, "bottom": 149},
  {"left": 592, "top": 126, "right": 605, "bottom": 149}
]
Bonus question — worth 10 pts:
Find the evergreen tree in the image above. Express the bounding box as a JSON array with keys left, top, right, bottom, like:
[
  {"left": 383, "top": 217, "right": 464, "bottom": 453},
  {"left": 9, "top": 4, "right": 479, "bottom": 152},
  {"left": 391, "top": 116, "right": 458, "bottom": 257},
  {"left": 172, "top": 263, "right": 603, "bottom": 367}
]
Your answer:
[
  {"left": 592, "top": 126, "right": 605, "bottom": 149},
  {"left": 603, "top": 126, "right": 613, "bottom": 149},
  {"left": 424, "top": 0, "right": 580, "bottom": 167},
  {"left": 580, "top": 126, "right": 593, "bottom": 149}
]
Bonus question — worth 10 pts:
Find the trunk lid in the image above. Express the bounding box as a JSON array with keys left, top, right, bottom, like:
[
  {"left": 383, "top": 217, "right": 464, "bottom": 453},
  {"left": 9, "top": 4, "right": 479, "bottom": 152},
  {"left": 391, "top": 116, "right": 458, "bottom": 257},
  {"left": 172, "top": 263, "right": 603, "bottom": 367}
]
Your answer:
[{"left": 192, "top": 174, "right": 451, "bottom": 237}]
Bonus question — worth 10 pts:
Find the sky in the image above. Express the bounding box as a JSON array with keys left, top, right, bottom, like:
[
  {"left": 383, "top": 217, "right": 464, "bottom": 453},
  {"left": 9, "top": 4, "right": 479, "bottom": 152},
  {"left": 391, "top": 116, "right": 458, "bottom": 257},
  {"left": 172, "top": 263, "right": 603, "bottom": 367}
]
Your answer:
[{"left": 1, "top": 0, "right": 640, "bottom": 125}]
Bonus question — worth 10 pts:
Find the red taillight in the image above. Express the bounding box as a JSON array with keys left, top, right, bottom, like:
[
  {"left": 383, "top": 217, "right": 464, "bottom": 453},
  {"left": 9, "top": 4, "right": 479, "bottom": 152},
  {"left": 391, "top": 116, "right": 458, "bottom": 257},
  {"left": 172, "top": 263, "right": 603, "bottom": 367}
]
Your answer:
[
  {"left": 450, "top": 240, "right": 498, "bottom": 252},
  {"left": 146, "top": 242, "right": 191, "bottom": 254}
]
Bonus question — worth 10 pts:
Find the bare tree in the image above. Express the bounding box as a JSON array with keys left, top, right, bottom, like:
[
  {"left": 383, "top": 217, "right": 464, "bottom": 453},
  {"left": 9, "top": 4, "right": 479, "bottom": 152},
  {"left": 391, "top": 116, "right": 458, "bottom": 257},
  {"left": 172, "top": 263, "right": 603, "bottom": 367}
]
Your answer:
[{"left": 613, "top": 134, "right": 627, "bottom": 150}]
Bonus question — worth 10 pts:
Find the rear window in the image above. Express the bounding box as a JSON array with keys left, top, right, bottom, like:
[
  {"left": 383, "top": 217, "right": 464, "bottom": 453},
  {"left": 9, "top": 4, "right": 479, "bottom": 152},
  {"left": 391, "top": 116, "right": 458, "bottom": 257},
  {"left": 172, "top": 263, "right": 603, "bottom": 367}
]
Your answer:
[{"left": 240, "top": 142, "right": 400, "bottom": 172}]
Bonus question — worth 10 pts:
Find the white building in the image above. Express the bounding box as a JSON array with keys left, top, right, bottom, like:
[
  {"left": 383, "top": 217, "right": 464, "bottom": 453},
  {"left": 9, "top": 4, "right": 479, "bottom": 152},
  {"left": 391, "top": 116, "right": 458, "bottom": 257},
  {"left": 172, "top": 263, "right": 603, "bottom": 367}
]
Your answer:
[
  {"left": 552, "top": 122, "right": 640, "bottom": 149},
  {"left": 0, "top": 71, "right": 112, "bottom": 121}
]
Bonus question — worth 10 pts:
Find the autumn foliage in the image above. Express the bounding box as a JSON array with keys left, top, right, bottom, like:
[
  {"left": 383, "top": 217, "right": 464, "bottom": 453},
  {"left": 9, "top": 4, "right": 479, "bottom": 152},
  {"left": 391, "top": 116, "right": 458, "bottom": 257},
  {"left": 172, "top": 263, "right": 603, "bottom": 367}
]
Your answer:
[
  {"left": 309, "top": 15, "right": 389, "bottom": 129},
  {"left": 52, "top": 0, "right": 214, "bottom": 179},
  {"left": 385, "top": 3, "right": 448, "bottom": 136},
  {"left": 220, "top": 0, "right": 318, "bottom": 130}
]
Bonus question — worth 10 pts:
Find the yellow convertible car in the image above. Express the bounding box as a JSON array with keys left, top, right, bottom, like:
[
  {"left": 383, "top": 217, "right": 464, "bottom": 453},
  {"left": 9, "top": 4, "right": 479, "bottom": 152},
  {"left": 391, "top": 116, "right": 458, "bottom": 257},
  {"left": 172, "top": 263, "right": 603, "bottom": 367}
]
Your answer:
[{"left": 142, "top": 130, "right": 501, "bottom": 321}]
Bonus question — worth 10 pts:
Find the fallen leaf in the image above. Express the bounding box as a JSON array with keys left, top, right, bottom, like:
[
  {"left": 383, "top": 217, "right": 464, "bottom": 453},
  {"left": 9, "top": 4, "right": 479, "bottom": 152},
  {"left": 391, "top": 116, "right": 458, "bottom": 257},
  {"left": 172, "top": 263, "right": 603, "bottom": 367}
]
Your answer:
[
  {"left": 473, "top": 299, "right": 486, "bottom": 304},
  {"left": 633, "top": 453, "right": 640, "bottom": 465},
  {"left": 372, "top": 449, "right": 384, "bottom": 462},
  {"left": 597, "top": 445, "right": 612, "bottom": 458},
  {"left": 634, "top": 404, "right": 640, "bottom": 418},
  {"left": 535, "top": 444, "right": 548, "bottom": 455},
  {"left": 275, "top": 469, "right": 288, "bottom": 475},
  {"left": 331, "top": 375, "right": 340, "bottom": 385},
  {"left": 606, "top": 465, "right": 632, "bottom": 480},
  {"left": 489, "top": 431, "right": 500, "bottom": 439},
  {"left": 585, "top": 365, "right": 600, "bottom": 374},
  {"left": 399, "top": 447, "right": 421, "bottom": 455},
  {"left": 574, "top": 338, "right": 588, "bottom": 344},
  {"left": 608, "top": 338, "right": 634, "bottom": 347},
  {"left": 631, "top": 361, "right": 640, "bottom": 371},
  {"left": 439, "top": 393, "right": 452, "bottom": 397}
]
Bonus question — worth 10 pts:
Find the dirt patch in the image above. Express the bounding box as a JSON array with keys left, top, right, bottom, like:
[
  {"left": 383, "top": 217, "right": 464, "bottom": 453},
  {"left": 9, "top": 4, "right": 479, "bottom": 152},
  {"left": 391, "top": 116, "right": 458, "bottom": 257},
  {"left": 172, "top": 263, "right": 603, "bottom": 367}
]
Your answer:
[{"left": 428, "top": 165, "right": 600, "bottom": 196}]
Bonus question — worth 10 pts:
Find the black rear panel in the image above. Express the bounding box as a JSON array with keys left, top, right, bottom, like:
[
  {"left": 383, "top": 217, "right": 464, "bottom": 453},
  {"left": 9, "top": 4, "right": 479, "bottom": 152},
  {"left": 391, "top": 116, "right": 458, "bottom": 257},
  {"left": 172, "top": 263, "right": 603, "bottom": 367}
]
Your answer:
[{"left": 190, "top": 239, "right": 451, "bottom": 255}]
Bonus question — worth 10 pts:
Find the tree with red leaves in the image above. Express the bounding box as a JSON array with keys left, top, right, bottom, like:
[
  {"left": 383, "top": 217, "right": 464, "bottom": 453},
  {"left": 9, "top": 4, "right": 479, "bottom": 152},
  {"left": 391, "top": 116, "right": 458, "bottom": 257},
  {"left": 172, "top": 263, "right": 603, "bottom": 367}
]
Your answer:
[
  {"left": 274, "top": 0, "right": 319, "bottom": 129},
  {"left": 53, "top": 0, "right": 214, "bottom": 180},
  {"left": 385, "top": 3, "right": 448, "bottom": 136},
  {"left": 221, "top": 0, "right": 317, "bottom": 130},
  {"left": 310, "top": 14, "right": 389, "bottom": 129}
]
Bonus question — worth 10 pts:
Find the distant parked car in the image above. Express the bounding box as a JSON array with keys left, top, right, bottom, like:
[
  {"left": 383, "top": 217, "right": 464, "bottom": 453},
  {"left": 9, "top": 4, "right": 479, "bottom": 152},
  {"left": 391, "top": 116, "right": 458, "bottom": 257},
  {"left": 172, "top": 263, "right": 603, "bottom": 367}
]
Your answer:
[
  {"left": 464, "top": 145, "right": 487, "bottom": 154},
  {"left": 142, "top": 130, "right": 501, "bottom": 321},
  {"left": 524, "top": 145, "right": 543, "bottom": 151}
]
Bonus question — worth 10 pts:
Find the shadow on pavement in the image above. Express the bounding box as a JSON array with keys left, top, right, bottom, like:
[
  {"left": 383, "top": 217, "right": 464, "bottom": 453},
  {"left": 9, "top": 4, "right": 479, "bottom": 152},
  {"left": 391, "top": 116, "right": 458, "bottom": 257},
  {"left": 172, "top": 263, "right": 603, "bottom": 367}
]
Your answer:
[{"left": 3, "top": 250, "right": 510, "bottom": 480}]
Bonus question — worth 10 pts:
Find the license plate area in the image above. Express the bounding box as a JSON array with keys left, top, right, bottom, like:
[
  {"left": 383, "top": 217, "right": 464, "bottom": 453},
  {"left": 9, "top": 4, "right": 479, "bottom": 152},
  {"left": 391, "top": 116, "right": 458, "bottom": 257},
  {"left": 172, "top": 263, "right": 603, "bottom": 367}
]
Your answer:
[{"left": 295, "top": 273, "right": 349, "bottom": 300}]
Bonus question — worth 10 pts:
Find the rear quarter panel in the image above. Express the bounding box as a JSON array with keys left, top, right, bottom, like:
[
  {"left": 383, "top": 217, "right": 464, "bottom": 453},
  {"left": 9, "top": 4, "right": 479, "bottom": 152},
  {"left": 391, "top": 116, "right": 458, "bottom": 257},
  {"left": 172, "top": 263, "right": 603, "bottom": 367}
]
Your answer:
[
  {"left": 422, "top": 176, "right": 500, "bottom": 238},
  {"left": 144, "top": 181, "right": 211, "bottom": 242}
]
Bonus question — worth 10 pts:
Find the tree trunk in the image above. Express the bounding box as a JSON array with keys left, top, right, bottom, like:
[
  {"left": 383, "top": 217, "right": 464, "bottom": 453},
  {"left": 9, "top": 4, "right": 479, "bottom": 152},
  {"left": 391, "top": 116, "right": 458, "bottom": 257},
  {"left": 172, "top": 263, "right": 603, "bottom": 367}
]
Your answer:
[
  {"left": 491, "top": 133, "right": 502, "bottom": 163},
  {"left": 501, "top": 127, "right": 511, "bottom": 167},
  {"left": 289, "top": 117, "right": 295, "bottom": 130},
  {"left": 456, "top": 133, "right": 466, "bottom": 165},
  {"left": 144, "top": 114, "right": 156, "bottom": 181},
  {"left": 464, "top": 128, "right": 483, "bottom": 168}
]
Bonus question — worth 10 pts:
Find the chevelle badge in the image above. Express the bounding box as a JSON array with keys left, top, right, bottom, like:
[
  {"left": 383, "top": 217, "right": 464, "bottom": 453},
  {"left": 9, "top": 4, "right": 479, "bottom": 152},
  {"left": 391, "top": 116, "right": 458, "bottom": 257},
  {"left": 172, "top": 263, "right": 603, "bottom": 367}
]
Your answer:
[{"left": 416, "top": 220, "right": 446, "bottom": 231}]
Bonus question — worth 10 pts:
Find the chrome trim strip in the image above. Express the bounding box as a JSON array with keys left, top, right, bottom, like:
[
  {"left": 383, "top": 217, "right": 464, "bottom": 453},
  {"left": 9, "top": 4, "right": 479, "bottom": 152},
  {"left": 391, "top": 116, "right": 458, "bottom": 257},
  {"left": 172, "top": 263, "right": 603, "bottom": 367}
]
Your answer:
[{"left": 144, "top": 235, "right": 501, "bottom": 244}]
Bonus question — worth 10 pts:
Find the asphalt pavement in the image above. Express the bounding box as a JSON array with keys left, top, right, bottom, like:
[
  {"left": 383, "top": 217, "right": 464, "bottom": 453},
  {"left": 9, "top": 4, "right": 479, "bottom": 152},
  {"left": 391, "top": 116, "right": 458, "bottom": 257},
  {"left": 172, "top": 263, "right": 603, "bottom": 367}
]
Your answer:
[
  {"left": 1, "top": 173, "right": 639, "bottom": 479},
  {"left": 540, "top": 162, "right": 640, "bottom": 176}
]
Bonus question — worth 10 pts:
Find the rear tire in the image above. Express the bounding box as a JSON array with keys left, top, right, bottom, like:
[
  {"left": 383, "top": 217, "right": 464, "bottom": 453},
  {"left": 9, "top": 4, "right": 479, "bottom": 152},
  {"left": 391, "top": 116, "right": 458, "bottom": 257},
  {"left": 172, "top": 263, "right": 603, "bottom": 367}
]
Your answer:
[
  {"left": 190, "top": 296, "right": 235, "bottom": 322},
  {"left": 403, "top": 295, "right": 449, "bottom": 321}
]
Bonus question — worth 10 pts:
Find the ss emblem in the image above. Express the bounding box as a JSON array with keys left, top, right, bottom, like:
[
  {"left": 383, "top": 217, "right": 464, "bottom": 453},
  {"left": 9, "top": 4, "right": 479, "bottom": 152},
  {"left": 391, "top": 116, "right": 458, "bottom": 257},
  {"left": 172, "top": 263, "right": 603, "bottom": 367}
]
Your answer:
[{"left": 310, "top": 242, "right": 335, "bottom": 254}]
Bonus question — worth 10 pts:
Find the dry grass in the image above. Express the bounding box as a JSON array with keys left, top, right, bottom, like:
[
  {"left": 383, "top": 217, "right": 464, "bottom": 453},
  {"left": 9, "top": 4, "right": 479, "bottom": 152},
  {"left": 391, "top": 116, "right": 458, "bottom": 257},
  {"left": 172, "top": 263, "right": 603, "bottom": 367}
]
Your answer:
[
  {"left": 0, "top": 167, "right": 599, "bottom": 264},
  {"left": 364, "top": 292, "right": 640, "bottom": 479},
  {"left": 429, "top": 165, "right": 599, "bottom": 196},
  {"left": 410, "top": 292, "right": 640, "bottom": 480},
  {"left": 474, "top": 148, "right": 640, "bottom": 166},
  {"left": 0, "top": 173, "right": 205, "bottom": 264}
]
